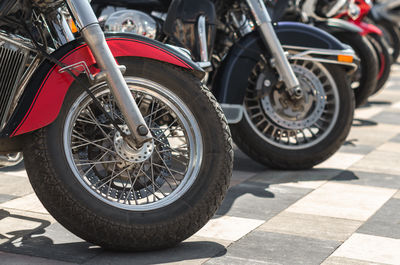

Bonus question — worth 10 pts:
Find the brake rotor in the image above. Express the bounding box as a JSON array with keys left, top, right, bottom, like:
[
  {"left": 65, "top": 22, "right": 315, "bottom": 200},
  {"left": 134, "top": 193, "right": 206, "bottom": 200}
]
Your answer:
[
  {"left": 260, "top": 64, "right": 326, "bottom": 130},
  {"left": 114, "top": 125, "right": 154, "bottom": 163}
]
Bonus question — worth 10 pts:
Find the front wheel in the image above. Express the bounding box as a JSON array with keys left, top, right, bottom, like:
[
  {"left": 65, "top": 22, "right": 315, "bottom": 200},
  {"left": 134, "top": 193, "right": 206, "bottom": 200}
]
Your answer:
[
  {"left": 332, "top": 32, "right": 379, "bottom": 107},
  {"left": 231, "top": 59, "right": 355, "bottom": 170},
  {"left": 23, "top": 58, "right": 233, "bottom": 250},
  {"left": 367, "top": 33, "right": 393, "bottom": 94}
]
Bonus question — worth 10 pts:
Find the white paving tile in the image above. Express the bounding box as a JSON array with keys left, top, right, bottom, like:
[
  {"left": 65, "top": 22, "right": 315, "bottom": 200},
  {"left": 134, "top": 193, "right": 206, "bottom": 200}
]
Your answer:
[
  {"left": 346, "top": 124, "right": 400, "bottom": 147},
  {"left": 376, "top": 142, "right": 400, "bottom": 153},
  {"left": 0, "top": 216, "right": 42, "bottom": 241},
  {"left": 286, "top": 182, "right": 396, "bottom": 221},
  {"left": 194, "top": 216, "right": 264, "bottom": 242},
  {"left": 315, "top": 153, "right": 364, "bottom": 170},
  {"left": 322, "top": 256, "right": 388, "bottom": 265},
  {"left": 390, "top": 101, "right": 400, "bottom": 110},
  {"left": 393, "top": 190, "right": 400, "bottom": 199},
  {"left": 354, "top": 106, "right": 385, "bottom": 120},
  {"left": 332, "top": 233, "right": 400, "bottom": 265},
  {"left": 0, "top": 193, "right": 48, "bottom": 214},
  {"left": 350, "top": 150, "right": 400, "bottom": 176}
]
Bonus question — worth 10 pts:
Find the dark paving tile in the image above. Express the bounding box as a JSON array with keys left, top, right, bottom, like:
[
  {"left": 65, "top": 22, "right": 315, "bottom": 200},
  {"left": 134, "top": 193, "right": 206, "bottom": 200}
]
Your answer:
[
  {"left": 371, "top": 111, "right": 400, "bottom": 125},
  {"left": 332, "top": 170, "right": 400, "bottom": 189},
  {"left": 216, "top": 179, "right": 312, "bottom": 220},
  {"left": 357, "top": 198, "right": 400, "bottom": 239},
  {"left": 249, "top": 168, "right": 345, "bottom": 186},
  {"left": 0, "top": 222, "right": 102, "bottom": 264},
  {"left": 233, "top": 147, "right": 266, "bottom": 173},
  {"left": 0, "top": 194, "right": 18, "bottom": 204},
  {"left": 204, "top": 231, "right": 340, "bottom": 265},
  {"left": 84, "top": 240, "right": 227, "bottom": 265}
]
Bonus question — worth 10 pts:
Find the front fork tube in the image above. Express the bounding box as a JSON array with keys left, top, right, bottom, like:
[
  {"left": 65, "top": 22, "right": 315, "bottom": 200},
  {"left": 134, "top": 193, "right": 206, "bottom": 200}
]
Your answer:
[
  {"left": 246, "top": 0, "right": 302, "bottom": 98},
  {"left": 65, "top": 0, "right": 152, "bottom": 146}
]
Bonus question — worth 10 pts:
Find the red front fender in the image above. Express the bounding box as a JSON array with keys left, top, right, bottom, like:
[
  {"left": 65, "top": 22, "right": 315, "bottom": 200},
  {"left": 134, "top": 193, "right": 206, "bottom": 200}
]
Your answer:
[
  {"left": 2, "top": 34, "right": 203, "bottom": 137},
  {"left": 352, "top": 21, "right": 383, "bottom": 36}
]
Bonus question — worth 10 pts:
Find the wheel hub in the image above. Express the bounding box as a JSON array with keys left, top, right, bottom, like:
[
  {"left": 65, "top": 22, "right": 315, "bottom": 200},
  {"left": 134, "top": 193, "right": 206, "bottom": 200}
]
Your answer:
[
  {"left": 260, "top": 64, "right": 326, "bottom": 130},
  {"left": 114, "top": 125, "right": 154, "bottom": 163}
]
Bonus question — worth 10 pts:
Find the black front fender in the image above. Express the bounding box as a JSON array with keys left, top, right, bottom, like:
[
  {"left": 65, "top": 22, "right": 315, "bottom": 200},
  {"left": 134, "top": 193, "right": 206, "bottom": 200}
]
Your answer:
[{"left": 214, "top": 22, "right": 350, "bottom": 105}]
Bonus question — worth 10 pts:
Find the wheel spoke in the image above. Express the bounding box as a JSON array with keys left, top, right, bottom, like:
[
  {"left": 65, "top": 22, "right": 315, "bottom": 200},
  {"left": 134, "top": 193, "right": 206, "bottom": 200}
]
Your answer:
[{"left": 65, "top": 80, "right": 200, "bottom": 210}]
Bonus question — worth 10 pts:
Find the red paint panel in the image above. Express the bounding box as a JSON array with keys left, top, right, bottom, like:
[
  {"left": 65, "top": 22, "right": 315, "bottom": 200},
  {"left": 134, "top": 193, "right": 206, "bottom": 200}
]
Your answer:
[
  {"left": 353, "top": 21, "right": 382, "bottom": 36},
  {"left": 12, "top": 38, "right": 192, "bottom": 136}
]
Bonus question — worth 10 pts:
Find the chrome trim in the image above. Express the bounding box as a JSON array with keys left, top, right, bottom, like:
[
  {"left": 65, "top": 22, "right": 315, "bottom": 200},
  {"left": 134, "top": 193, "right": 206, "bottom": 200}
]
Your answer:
[
  {"left": 246, "top": 0, "right": 302, "bottom": 98},
  {"left": 0, "top": 48, "right": 29, "bottom": 130},
  {"left": 64, "top": 0, "right": 99, "bottom": 30},
  {"left": 326, "top": 0, "right": 347, "bottom": 17},
  {"left": 8, "top": 56, "right": 42, "bottom": 121},
  {"left": 0, "top": 31, "right": 36, "bottom": 52},
  {"left": 65, "top": 0, "right": 152, "bottom": 145},
  {"left": 221, "top": 104, "right": 244, "bottom": 124},
  {"left": 59, "top": 61, "right": 94, "bottom": 81},
  {"left": 283, "top": 45, "right": 358, "bottom": 70},
  {"left": 48, "top": 8, "right": 75, "bottom": 47},
  {"left": 198, "top": 15, "right": 209, "bottom": 62}
]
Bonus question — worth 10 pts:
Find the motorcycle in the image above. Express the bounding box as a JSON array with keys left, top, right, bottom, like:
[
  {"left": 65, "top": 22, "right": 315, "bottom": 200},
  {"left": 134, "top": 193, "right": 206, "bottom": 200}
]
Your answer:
[
  {"left": 369, "top": 0, "right": 400, "bottom": 62},
  {"left": 335, "top": 0, "right": 393, "bottom": 94},
  {"left": 281, "top": 0, "right": 389, "bottom": 106},
  {"left": 92, "top": 0, "right": 358, "bottom": 170},
  {"left": 0, "top": 0, "right": 233, "bottom": 250}
]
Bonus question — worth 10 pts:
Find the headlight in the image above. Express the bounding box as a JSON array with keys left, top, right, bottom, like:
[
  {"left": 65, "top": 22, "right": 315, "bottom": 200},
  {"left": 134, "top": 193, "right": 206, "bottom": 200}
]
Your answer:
[
  {"left": 348, "top": 3, "right": 361, "bottom": 20},
  {"left": 105, "top": 10, "right": 157, "bottom": 39},
  {"left": 364, "top": 0, "right": 373, "bottom": 7}
]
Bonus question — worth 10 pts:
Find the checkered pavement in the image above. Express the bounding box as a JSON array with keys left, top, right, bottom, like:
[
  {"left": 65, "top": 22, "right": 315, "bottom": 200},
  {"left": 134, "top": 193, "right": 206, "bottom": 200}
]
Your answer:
[{"left": 1, "top": 65, "right": 400, "bottom": 265}]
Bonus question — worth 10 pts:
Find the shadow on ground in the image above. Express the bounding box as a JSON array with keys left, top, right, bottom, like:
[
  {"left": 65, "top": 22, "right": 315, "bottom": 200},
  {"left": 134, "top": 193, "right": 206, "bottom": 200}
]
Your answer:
[
  {"left": 0, "top": 208, "right": 226, "bottom": 264},
  {"left": 0, "top": 150, "right": 359, "bottom": 264},
  {"left": 361, "top": 100, "right": 392, "bottom": 108},
  {"left": 352, "top": 118, "right": 378, "bottom": 127},
  {"left": 215, "top": 149, "right": 359, "bottom": 218}
]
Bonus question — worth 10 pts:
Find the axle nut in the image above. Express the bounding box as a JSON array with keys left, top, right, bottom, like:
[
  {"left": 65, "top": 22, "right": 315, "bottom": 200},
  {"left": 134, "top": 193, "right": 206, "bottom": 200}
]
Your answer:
[{"left": 137, "top": 125, "right": 149, "bottom": 136}]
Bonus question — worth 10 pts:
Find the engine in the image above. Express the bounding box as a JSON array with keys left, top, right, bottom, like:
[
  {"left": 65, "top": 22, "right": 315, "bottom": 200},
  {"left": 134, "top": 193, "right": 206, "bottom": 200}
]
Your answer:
[
  {"left": 0, "top": 33, "right": 29, "bottom": 130},
  {"left": 104, "top": 10, "right": 157, "bottom": 39}
]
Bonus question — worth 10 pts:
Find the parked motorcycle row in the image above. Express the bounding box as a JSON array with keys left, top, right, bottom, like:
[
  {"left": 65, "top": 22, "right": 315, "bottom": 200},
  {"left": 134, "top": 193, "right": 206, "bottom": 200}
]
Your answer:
[{"left": 0, "top": 0, "right": 399, "bottom": 251}]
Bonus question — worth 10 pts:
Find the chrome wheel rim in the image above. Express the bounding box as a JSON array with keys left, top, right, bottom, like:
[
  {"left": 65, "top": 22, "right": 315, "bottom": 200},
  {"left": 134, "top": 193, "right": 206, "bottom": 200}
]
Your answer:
[
  {"left": 63, "top": 77, "right": 203, "bottom": 211},
  {"left": 244, "top": 59, "right": 340, "bottom": 150}
]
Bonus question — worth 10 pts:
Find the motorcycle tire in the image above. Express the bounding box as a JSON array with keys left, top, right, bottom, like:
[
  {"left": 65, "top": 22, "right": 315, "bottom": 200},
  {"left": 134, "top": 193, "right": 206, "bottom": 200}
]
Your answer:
[
  {"left": 369, "top": 18, "right": 400, "bottom": 62},
  {"left": 332, "top": 32, "right": 379, "bottom": 107},
  {"left": 231, "top": 60, "right": 355, "bottom": 170},
  {"left": 367, "top": 33, "right": 393, "bottom": 95},
  {"left": 23, "top": 58, "right": 233, "bottom": 251}
]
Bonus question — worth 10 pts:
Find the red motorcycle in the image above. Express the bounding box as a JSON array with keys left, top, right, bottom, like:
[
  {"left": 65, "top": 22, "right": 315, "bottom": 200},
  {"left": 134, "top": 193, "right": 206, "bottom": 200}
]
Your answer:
[
  {"left": 335, "top": 0, "right": 392, "bottom": 94},
  {"left": 0, "top": 0, "right": 232, "bottom": 250}
]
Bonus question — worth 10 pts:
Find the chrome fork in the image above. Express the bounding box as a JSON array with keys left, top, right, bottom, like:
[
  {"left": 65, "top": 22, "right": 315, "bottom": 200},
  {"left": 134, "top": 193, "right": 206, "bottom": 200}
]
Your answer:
[
  {"left": 65, "top": 0, "right": 152, "bottom": 146},
  {"left": 246, "top": 0, "right": 303, "bottom": 98}
]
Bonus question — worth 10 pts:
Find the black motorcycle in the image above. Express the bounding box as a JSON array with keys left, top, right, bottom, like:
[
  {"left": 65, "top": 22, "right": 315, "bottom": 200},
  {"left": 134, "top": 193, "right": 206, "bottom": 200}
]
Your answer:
[
  {"left": 281, "top": 0, "right": 392, "bottom": 104},
  {"left": 92, "top": 0, "right": 357, "bottom": 170}
]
